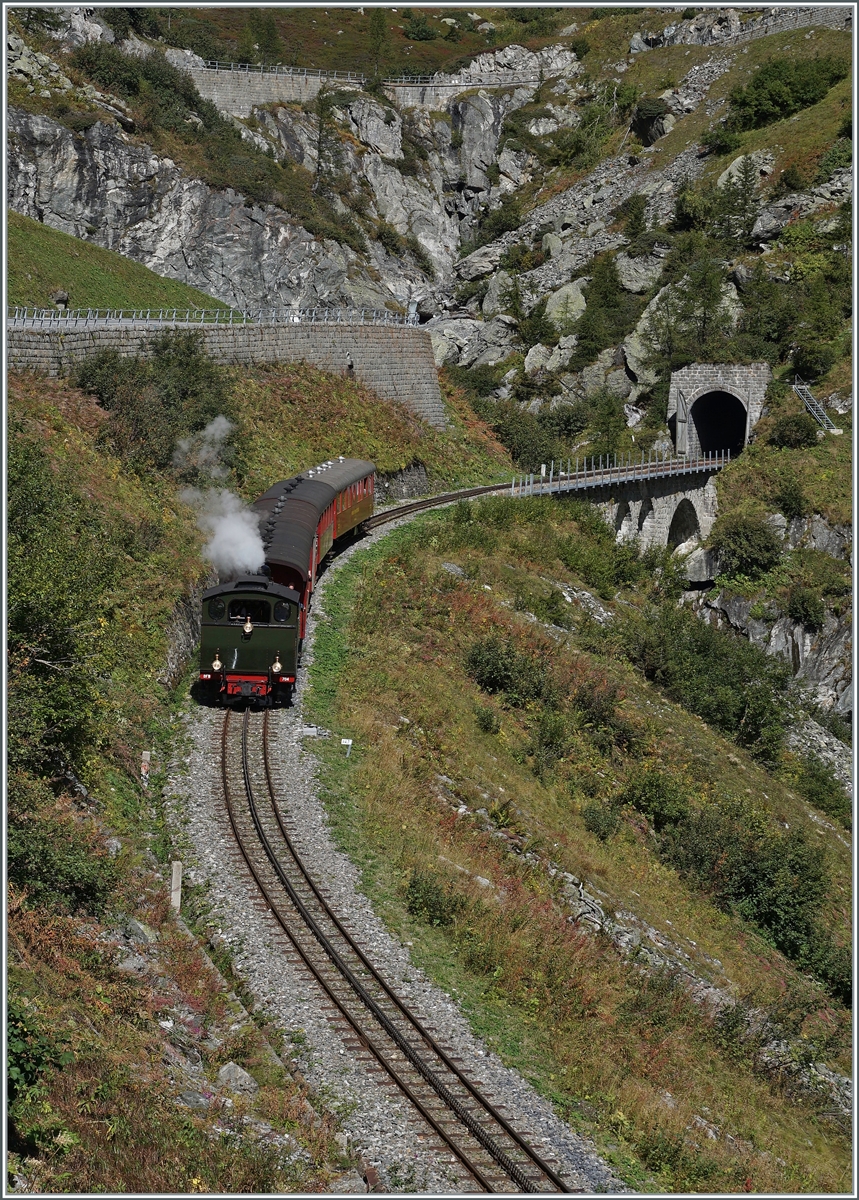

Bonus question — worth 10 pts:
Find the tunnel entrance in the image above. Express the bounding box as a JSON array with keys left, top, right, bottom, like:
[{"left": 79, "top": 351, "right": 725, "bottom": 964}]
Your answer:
[
  {"left": 689, "top": 391, "right": 747, "bottom": 456},
  {"left": 667, "top": 499, "right": 700, "bottom": 550}
]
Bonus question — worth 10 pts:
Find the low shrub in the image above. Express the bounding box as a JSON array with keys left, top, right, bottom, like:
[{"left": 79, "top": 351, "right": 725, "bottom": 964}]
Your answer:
[
  {"left": 582, "top": 802, "right": 619, "bottom": 841},
  {"left": 793, "top": 342, "right": 837, "bottom": 380},
  {"left": 772, "top": 473, "right": 810, "bottom": 518},
  {"left": 767, "top": 411, "right": 819, "bottom": 450},
  {"left": 659, "top": 797, "right": 848, "bottom": 1002},
  {"left": 785, "top": 585, "right": 825, "bottom": 629},
  {"left": 728, "top": 56, "right": 850, "bottom": 131},
  {"left": 815, "top": 138, "right": 852, "bottom": 183},
  {"left": 796, "top": 755, "right": 850, "bottom": 828},
  {"left": 466, "top": 635, "right": 547, "bottom": 706},
  {"left": 475, "top": 705, "right": 500, "bottom": 734},
  {"left": 621, "top": 769, "right": 690, "bottom": 832},
  {"left": 76, "top": 332, "right": 236, "bottom": 473},
  {"left": 406, "top": 871, "right": 464, "bottom": 926},
  {"left": 612, "top": 603, "right": 790, "bottom": 763},
  {"left": 709, "top": 513, "right": 782, "bottom": 579}
]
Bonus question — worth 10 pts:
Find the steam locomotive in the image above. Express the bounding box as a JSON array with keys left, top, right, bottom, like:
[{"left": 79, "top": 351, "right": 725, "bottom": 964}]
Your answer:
[{"left": 198, "top": 458, "right": 375, "bottom": 705}]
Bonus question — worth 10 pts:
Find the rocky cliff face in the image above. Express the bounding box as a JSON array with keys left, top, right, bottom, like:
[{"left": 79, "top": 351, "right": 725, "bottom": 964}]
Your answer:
[
  {"left": 7, "top": 106, "right": 417, "bottom": 311},
  {"left": 687, "top": 588, "right": 852, "bottom": 720}
]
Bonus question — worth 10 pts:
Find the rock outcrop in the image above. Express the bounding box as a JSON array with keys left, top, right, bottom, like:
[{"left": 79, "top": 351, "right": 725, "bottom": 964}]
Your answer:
[
  {"left": 691, "top": 589, "right": 852, "bottom": 719},
  {"left": 6, "top": 107, "right": 414, "bottom": 311}
]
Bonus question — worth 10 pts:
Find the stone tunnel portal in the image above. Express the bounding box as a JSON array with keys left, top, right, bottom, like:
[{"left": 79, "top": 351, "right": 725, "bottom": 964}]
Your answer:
[{"left": 689, "top": 390, "right": 747, "bottom": 457}]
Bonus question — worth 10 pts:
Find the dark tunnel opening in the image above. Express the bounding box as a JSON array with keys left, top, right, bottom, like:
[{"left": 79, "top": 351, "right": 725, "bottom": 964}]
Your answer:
[{"left": 690, "top": 391, "right": 747, "bottom": 456}]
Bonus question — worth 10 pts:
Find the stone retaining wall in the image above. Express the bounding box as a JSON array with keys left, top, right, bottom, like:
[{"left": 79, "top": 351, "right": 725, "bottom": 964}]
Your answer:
[
  {"left": 6, "top": 322, "right": 448, "bottom": 429},
  {"left": 731, "top": 5, "right": 852, "bottom": 43}
]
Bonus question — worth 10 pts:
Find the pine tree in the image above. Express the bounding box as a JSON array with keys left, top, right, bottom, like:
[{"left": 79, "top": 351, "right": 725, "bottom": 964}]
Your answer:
[{"left": 368, "top": 8, "right": 390, "bottom": 79}]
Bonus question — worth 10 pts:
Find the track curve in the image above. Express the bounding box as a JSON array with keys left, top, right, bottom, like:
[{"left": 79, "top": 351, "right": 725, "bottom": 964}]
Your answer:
[{"left": 220, "top": 707, "right": 578, "bottom": 1194}]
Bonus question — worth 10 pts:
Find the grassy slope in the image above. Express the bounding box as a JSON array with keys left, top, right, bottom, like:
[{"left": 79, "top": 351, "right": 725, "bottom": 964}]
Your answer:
[
  {"left": 5, "top": 362, "right": 510, "bottom": 1191},
  {"left": 304, "top": 505, "right": 851, "bottom": 1195},
  {"left": 186, "top": 5, "right": 572, "bottom": 75},
  {"left": 234, "top": 366, "right": 513, "bottom": 496},
  {"left": 7, "top": 211, "right": 232, "bottom": 311}
]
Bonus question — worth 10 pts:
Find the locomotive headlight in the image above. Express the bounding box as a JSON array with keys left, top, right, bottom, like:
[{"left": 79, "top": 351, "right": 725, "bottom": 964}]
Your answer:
[
  {"left": 272, "top": 654, "right": 282, "bottom": 674},
  {"left": 243, "top": 616, "right": 253, "bottom": 634},
  {"left": 212, "top": 650, "right": 223, "bottom": 671}
]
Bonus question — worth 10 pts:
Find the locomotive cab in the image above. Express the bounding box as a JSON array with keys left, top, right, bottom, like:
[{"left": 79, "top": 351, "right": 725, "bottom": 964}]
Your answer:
[{"left": 199, "top": 575, "right": 301, "bottom": 706}]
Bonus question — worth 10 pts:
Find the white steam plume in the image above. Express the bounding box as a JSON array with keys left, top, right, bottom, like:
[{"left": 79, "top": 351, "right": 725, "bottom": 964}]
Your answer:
[
  {"left": 181, "top": 487, "right": 265, "bottom": 578},
  {"left": 173, "top": 415, "right": 235, "bottom": 480}
]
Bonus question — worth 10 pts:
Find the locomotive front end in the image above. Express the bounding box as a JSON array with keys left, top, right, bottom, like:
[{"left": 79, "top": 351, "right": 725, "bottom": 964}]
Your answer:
[{"left": 199, "top": 576, "right": 301, "bottom": 706}]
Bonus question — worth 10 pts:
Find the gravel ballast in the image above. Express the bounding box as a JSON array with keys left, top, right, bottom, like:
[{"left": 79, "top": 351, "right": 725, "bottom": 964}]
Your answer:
[{"left": 165, "top": 513, "right": 628, "bottom": 1194}]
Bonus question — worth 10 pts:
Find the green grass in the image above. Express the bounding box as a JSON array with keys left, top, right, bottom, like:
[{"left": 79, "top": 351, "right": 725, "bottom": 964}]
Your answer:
[
  {"left": 234, "top": 365, "right": 514, "bottom": 497},
  {"left": 303, "top": 504, "right": 851, "bottom": 1194},
  {"left": 7, "top": 211, "right": 232, "bottom": 311}
]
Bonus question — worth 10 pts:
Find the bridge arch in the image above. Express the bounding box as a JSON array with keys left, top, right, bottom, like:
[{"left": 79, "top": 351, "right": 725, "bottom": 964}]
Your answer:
[{"left": 667, "top": 498, "right": 701, "bottom": 550}]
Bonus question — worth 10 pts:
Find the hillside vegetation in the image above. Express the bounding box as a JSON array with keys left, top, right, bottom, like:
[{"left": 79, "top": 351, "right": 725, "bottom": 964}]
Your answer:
[
  {"left": 304, "top": 500, "right": 851, "bottom": 1194},
  {"left": 7, "top": 211, "right": 233, "bottom": 312},
  {"left": 5, "top": 345, "right": 509, "bottom": 1191},
  {"left": 6, "top": 6, "right": 852, "bottom": 1194}
]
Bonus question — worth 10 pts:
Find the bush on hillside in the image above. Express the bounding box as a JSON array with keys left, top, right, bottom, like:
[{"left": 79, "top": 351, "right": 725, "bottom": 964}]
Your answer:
[
  {"left": 611, "top": 602, "right": 790, "bottom": 762},
  {"left": 582, "top": 802, "right": 620, "bottom": 841},
  {"left": 785, "top": 585, "right": 825, "bottom": 629},
  {"left": 796, "top": 755, "right": 850, "bottom": 828},
  {"left": 728, "top": 56, "right": 849, "bottom": 131},
  {"left": 660, "top": 797, "right": 848, "bottom": 1002},
  {"left": 709, "top": 512, "right": 783, "bottom": 579},
  {"left": 621, "top": 769, "right": 690, "bottom": 832},
  {"left": 7, "top": 434, "right": 122, "bottom": 776},
  {"left": 772, "top": 472, "right": 810, "bottom": 519},
  {"left": 406, "top": 871, "right": 465, "bottom": 926},
  {"left": 466, "top": 635, "right": 547, "bottom": 706},
  {"left": 768, "top": 411, "right": 819, "bottom": 449},
  {"left": 793, "top": 342, "right": 837, "bottom": 380},
  {"left": 76, "top": 332, "right": 236, "bottom": 473},
  {"left": 815, "top": 137, "right": 853, "bottom": 183}
]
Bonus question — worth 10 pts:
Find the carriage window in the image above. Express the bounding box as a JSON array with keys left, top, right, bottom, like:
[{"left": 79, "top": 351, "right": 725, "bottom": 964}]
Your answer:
[
  {"left": 228, "top": 599, "right": 271, "bottom": 623},
  {"left": 208, "top": 598, "right": 226, "bottom": 619},
  {"left": 273, "top": 601, "right": 293, "bottom": 623}
]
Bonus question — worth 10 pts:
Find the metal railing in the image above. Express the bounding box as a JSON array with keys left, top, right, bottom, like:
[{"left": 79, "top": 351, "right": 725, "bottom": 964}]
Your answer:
[
  {"left": 510, "top": 449, "right": 730, "bottom": 498},
  {"left": 7, "top": 306, "right": 420, "bottom": 329},
  {"left": 792, "top": 375, "right": 842, "bottom": 434},
  {"left": 198, "top": 60, "right": 542, "bottom": 90}
]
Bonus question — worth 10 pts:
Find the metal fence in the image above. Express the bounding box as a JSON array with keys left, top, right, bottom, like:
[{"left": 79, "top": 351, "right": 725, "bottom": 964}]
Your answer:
[
  {"left": 199, "top": 60, "right": 541, "bottom": 89},
  {"left": 510, "top": 449, "right": 730, "bottom": 498},
  {"left": 7, "top": 306, "right": 420, "bottom": 329}
]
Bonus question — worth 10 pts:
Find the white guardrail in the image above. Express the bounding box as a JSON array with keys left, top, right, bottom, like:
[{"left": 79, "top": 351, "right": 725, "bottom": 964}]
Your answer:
[{"left": 7, "top": 307, "right": 421, "bottom": 328}]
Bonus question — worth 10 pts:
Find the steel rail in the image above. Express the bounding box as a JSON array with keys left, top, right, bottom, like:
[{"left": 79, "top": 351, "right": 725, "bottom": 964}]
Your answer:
[
  {"left": 220, "top": 710, "right": 496, "bottom": 1191},
  {"left": 367, "top": 455, "right": 726, "bottom": 531},
  {"left": 259, "top": 711, "right": 571, "bottom": 1192},
  {"left": 223, "top": 710, "right": 571, "bottom": 1192}
]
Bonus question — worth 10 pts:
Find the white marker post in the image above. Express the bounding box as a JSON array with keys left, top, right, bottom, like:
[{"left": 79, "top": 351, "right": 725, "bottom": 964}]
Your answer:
[
  {"left": 341, "top": 738, "right": 353, "bottom": 758},
  {"left": 141, "top": 749, "right": 151, "bottom": 789},
  {"left": 170, "top": 860, "right": 183, "bottom": 912}
]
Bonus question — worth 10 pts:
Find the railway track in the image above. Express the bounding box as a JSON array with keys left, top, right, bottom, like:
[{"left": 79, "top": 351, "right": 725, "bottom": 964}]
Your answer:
[
  {"left": 220, "top": 707, "right": 577, "bottom": 1194},
  {"left": 367, "top": 453, "right": 727, "bottom": 531}
]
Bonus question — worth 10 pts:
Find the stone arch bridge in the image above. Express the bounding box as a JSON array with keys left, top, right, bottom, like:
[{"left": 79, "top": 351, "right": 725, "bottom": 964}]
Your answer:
[{"left": 512, "top": 454, "right": 724, "bottom": 559}]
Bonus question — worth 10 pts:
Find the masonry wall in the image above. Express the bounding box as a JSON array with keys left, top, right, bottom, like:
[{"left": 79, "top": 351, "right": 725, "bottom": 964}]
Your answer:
[
  {"left": 6, "top": 322, "right": 449, "bottom": 429},
  {"left": 668, "top": 362, "right": 771, "bottom": 451},
  {"left": 187, "top": 67, "right": 327, "bottom": 116},
  {"left": 729, "top": 5, "right": 852, "bottom": 43}
]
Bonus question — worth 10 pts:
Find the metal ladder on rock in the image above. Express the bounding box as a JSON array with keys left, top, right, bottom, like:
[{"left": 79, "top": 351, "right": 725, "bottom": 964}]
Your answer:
[{"left": 793, "top": 375, "right": 843, "bottom": 434}]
